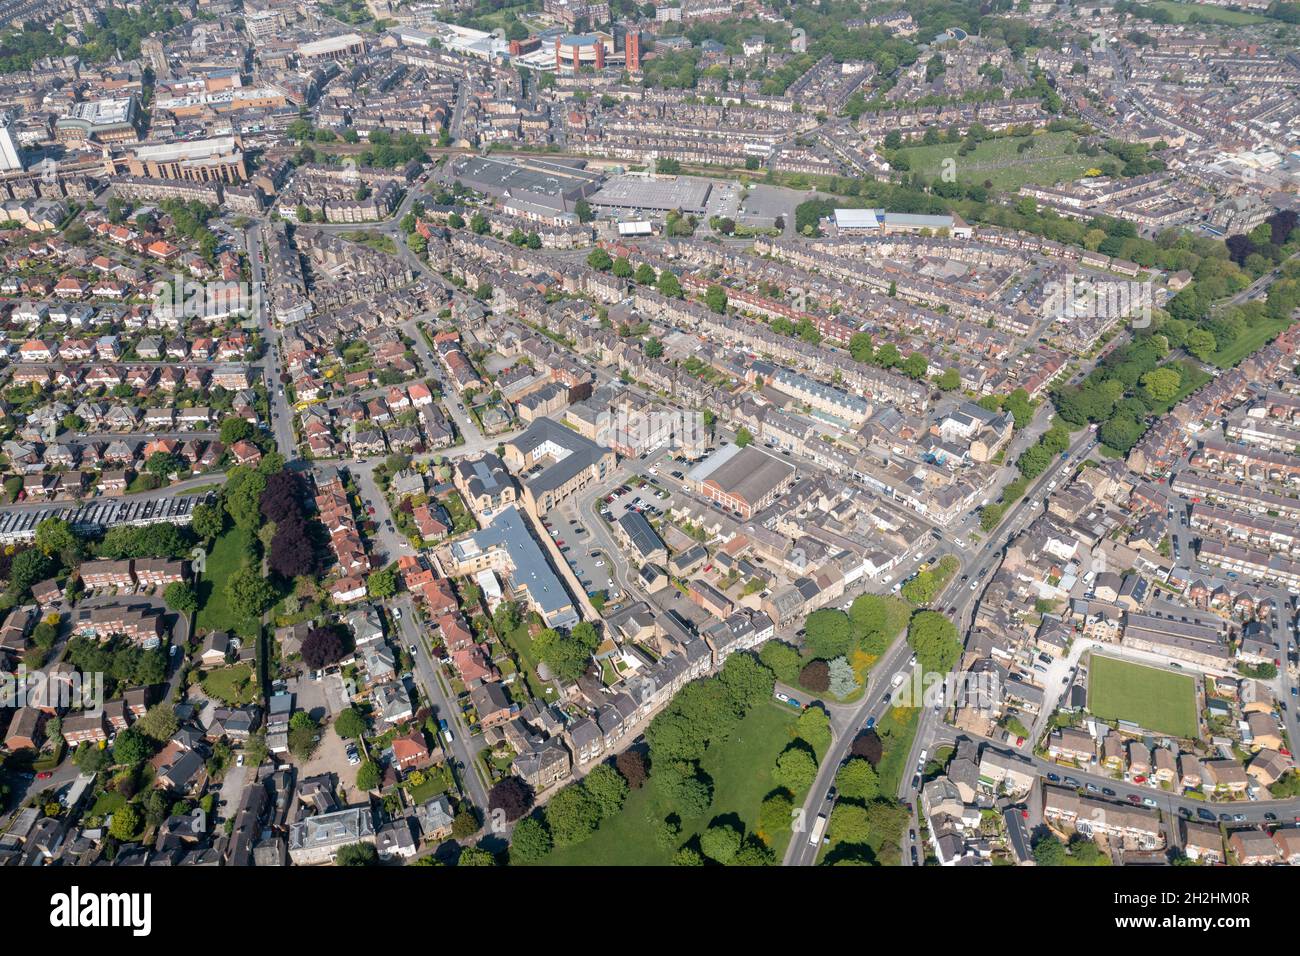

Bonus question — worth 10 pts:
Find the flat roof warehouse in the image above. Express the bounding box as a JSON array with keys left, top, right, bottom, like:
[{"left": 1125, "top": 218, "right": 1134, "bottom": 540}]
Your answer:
[
  {"left": 589, "top": 174, "right": 713, "bottom": 216},
  {"left": 451, "top": 156, "right": 602, "bottom": 210}
]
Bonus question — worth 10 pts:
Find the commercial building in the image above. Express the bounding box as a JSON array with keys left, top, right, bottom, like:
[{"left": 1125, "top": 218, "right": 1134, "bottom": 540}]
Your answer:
[
  {"left": 588, "top": 173, "right": 712, "bottom": 217},
  {"left": 442, "top": 506, "right": 579, "bottom": 629},
  {"left": 448, "top": 155, "right": 602, "bottom": 213},
  {"left": 554, "top": 32, "right": 613, "bottom": 71},
  {"left": 503, "top": 417, "right": 616, "bottom": 516},
  {"left": 106, "top": 136, "right": 249, "bottom": 184},
  {"left": 56, "top": 97, "right": 141, "bottom": 144},
  {"left": 687, "top": 444, "right": 797, "bottom": 519}
]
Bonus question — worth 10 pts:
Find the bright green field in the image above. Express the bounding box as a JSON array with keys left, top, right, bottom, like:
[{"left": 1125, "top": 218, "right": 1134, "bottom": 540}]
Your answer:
[
  {"left": 1209, "top": 317, "right": 1293, "bottom": 370},
  {"left": 896, "top": 131, "right": 1097, "bottom": 191},
  {"left": 195, "top": 527, "right": 260, "bottom": 638},
  {"left": 1146, "top": 1, "right": 1270, "bottom": 24},
  {"left": 539, "top": 702, "right": 820, "bottom": 865},
  {"left": 1087, "top": 655, "right": 1198, "bottom": 738}
]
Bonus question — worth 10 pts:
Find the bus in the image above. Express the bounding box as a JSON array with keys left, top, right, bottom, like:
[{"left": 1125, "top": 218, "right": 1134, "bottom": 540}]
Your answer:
[{"left": 808, "top": 812, "right": 828, "bottom": 847}]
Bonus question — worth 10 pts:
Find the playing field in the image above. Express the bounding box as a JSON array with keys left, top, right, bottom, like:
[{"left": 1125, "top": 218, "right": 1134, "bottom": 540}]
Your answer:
[
  {"left": 895, "top": 131, "right": 1096, "bottom": 192},
  {"left": 1087, "top": 655, "right": 1198, "bottom": 738}
]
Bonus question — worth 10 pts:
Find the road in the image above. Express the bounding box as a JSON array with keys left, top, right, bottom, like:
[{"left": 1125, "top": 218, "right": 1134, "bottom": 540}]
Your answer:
[
  {"left": 784, "top": 419, "right": 1096, "bottom": 866},
  {"left": 391, "top": 594, "right": 490, "bottom": 813},
  {"left": 246, "top": 221, "right": 298, "bottom": 461}
]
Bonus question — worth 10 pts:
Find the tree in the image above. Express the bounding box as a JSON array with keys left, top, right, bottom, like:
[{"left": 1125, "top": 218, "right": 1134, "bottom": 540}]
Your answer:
[
  {"left": 452, "top": 806, "right": 481, "bottom": 838},
  {"left": 734, "top": 427, "right": 754, "bottom": 448},
  {"left": 828, "top": 656, "right": 860, "bottom": 697},
  {"left": 492, "top": 601, "right": 521, "bottom": 635},
  {"left": 759, "top": 640, "right": 801, "bottom": 684},
  {"left": 657, "top": 270, "right": 682, "bottom": 298},
  {"left": 902, "top": 353, "right": 928, "bottom": 380},
  {"left": 829, "top": 801, "right": 872, "bottom": 844},
  {"left": 7, "top": 549, "right": 51, "bottom": 600},
  {"left": 672, "top": 846, "right": 705, "bottom": 866},
  {"left": 1185, "top": 328, "right": 1217, "bottom": 361},
  {"left": 907, "top": 611, "right": 962, "bottom": 675},
  {"left": 644, "top": 337, "right": 664, "bottom": 359},
  {"left": 851, "top": 730, "right": 883, "bottom": 766},
  {"left": 190, "top": 502, "right": 225, "bottom": 540},
  {"left": 336, "top": 842, "right": 378, "bottom": 866},
  {"left": 488, "top": 777, "right": 533, "bottom": 822},
  {"left": 937, "top": 368, "right": 961, "bottom": 391},
  {"left": 795, "top": 706, "right": 832, "bottom": 752},
  {"left": 534, "top": 626, "right": 596, "bottom": 683},
  {"left": 269, "top": 515, "right": 317, "bottom": 579},
  {"left": 773, "top": 746, "right": 817, "bottom": 792},
  {"left": 705, "top": 284, "right": 728, "bottom": 314},
  {"left": 136, "top": 704, "right": 179, "bottom": 743},
  {"left": 367, "top": 566, "right": 398, "bottom": 598},
  {"left": 582, "top": 763, "right": 629, "bottom": 818},
  {"left": 575, "top": 199, "right": 594, "bottom": 223},
  {"left": 163, "top": 581, "right": 197, "bottom": 614},
  {"left": 835, "top": 757, "right": 880, "bottom": 801},
  {"left": 759, "top": 790, "right": 794, "bottom": 836},
  {"left": 112, "top": 727, "right": 152, "bottom": 766},
  {"left": 700, "top": 823, "right": 742, "bottom": 863},
  {"left": 219, "top": 417, "right": 255, "bottom": 446},
  {"left": 355, "top": 760, "right": 381, "bottom": 791},
  {"left": 545, "top": 783, "right": 601, "bottom": 847},
  {"left": 470, "top": 212, "right": 489, "bottom": 235},
  {"left": 334, "top": 708, "right": 366, "bottom": 739},
  {"left": 1140, "top": 367, "right": 1181, "bottom": 405},
  {"left": 799, "top": 659, "right": 830, "bottom": 692},
  {"left": 109, "top": 804, "right": 141, "bottom": 841},
  {"left": 849, "top": 332, "right": 874, "bottom": 363},
  {"left": 457, "top": 846, "right": 496, "bottom": 866},
  {"left": 146, "top": 451, "right": 181, "bottom": 479},
  {"left": 223, "top": 467, "right": 267, "bottom": 532},
  {"left": 34, "top": 517, "right": 76, "bottom": 558},
  {"left": 586, "top": 247, "right": 613, "bottom": 271},
  {"left": 634, "top": 263, "right": 656, "bottom": 285},
  {"left": 803, "top": 609, "right": 853, "bottom": 659},
  {"left": 301, "top": 626, "right": 346, "bottom": 670},
  {"left": 226, "top": 567, "right": 275, "bottom": 618},
  {"left": 615, "top": 750, "right": 647, "bottom": 789},
  {"left": 510, "top": 816, "right": 553, "bottom": 864},
  {"left": 1032, "top": 833, "right": 1068, "bottom": 866},
  {"left": 612, "top": 256, "right": 633, "bottom": 278}
]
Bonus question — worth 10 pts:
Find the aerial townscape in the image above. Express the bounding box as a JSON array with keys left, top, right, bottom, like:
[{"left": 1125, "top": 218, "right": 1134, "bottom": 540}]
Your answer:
[{"left": 0, "top": 0, "right": 1297, "bottom": 881}]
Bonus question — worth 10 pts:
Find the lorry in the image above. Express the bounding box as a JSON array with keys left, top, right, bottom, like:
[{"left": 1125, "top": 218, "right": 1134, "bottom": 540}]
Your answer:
[{"left": 808, "top": 812, "right": 829, "bottom": 847}]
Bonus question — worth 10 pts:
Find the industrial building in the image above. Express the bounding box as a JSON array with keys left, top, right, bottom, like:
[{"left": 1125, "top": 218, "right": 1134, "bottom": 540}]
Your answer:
[
  {"left": 449, "top": 155, "right": 603, "bottom": 213},
  {"left": 588, "top": 173, "right": 712, "bottom": 218}
]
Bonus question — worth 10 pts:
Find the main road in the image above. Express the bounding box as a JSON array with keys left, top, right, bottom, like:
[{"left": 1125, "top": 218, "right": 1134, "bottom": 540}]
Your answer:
[{"left": 784, "top": 420, "right": 1097, "bottom": 866}]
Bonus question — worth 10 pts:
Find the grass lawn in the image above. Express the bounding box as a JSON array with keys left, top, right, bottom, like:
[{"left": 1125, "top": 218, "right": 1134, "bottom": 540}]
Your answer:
[
  {"left": 1208, "top": 317, "right": 1293, "bottom": 370},
  {"left": 201, "top": 662, "right": 260, "bottom": 705},
  {"left": 816, "top": 705, "right": 919, "bottom": 865},
  {"left": 500, "top": 623, "right": 554, "bottom": 701},
  {"left": 89, "top": 790, "right": 126, "bottom": 818},
  {"left": 1146, "top": 361, "right": 1212, "bottom": 416},
  {"left": 405, "top": 766, "right": 453, "bottom": 803},
  {"left": 874, "top": 705, "right": 922, "bottom": 796},
  {"left": 1087, "top": 654, "right": 1198, "bottom": 738},
  {"left": 1146, "top": 1, "right": 1270, "bottom": 23},
  {"left": 195, "top": 527, "right": 260, "bottom": 638},
  {"left": 539, "top": 702, "right": 821, "bottom": 865},
  {"left": 896, "top": 131, "right": 1096, "bottom": 191}
]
